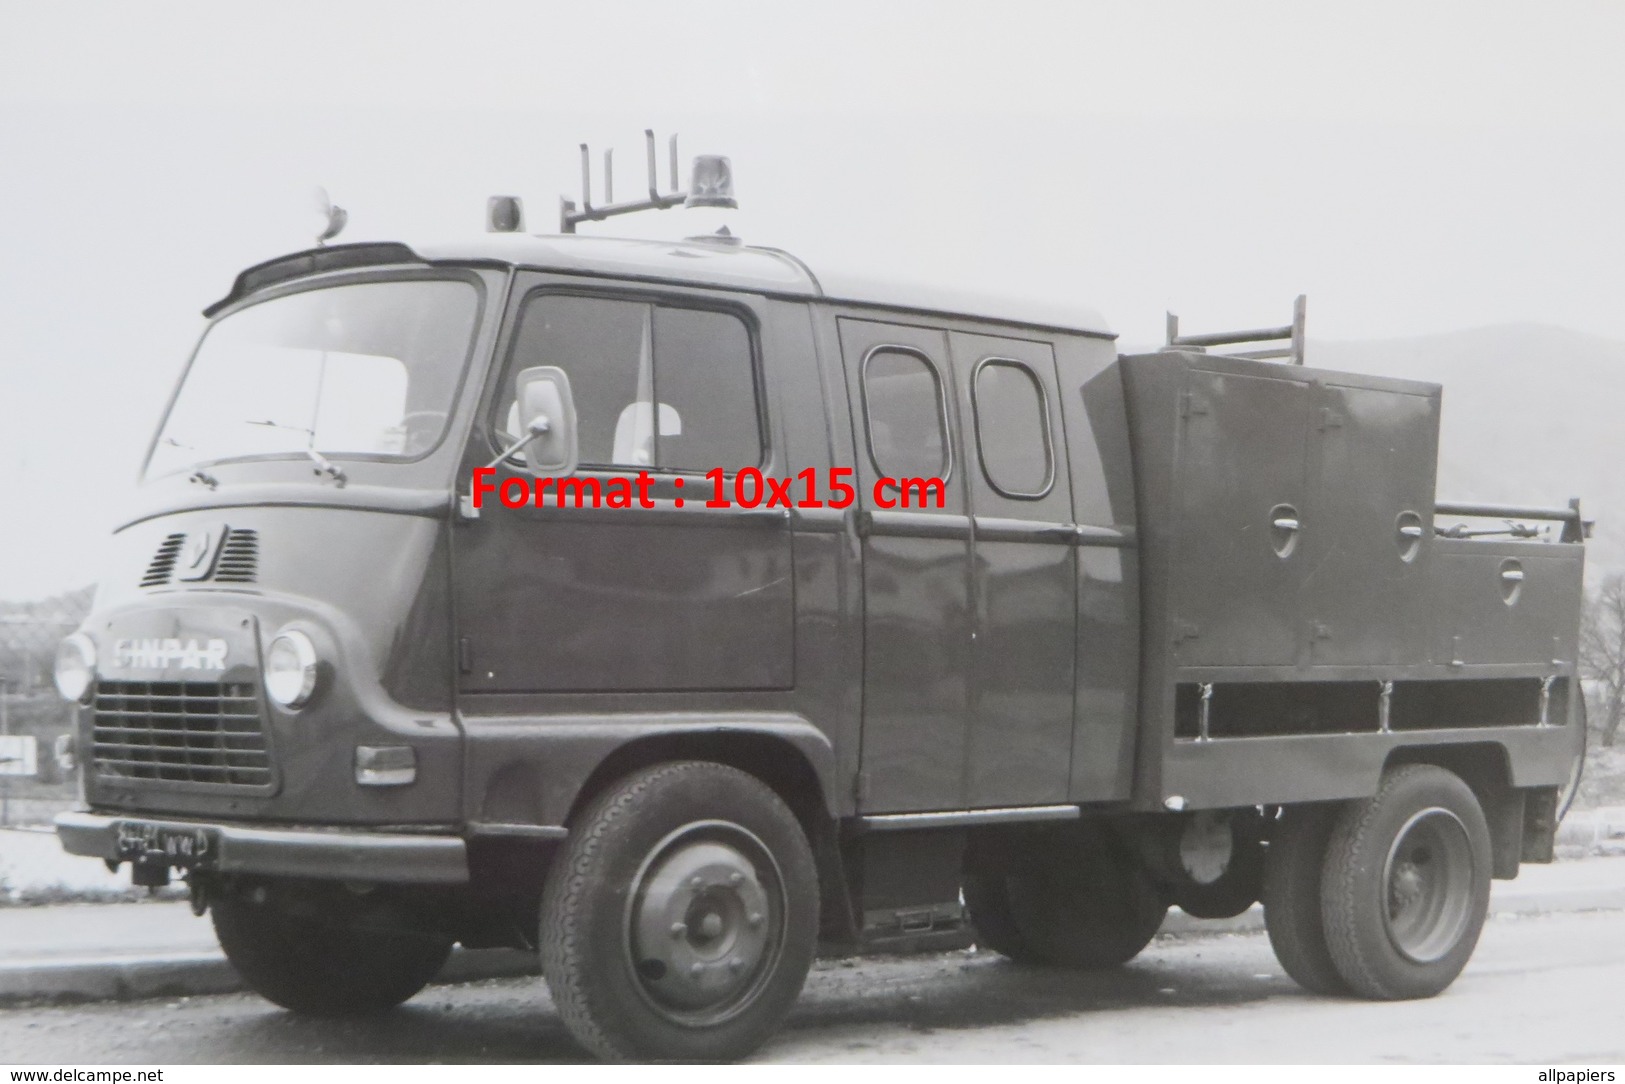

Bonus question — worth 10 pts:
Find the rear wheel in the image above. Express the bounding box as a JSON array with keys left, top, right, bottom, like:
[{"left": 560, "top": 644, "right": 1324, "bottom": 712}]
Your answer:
[
  {"left": 211, "top": 895, "right": 451, "bottom": 1015},
  {"left": 1558, "top": 695, "right": 1588, "bottom": 823},
  {"left": 1262, "top": 804, "right": 1349, "bottom": 995},
  {"left": 539, "top": 761, "right": 819, "bottom": 1062},
  {"left": 1320, "top": 764, "right": 1492, "bottom": 1000}
]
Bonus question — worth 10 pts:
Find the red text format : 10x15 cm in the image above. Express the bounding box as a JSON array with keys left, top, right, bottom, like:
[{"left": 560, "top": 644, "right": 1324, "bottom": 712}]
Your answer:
[{"left": 469, "top": 466, "right": 947, "bottom": 511}]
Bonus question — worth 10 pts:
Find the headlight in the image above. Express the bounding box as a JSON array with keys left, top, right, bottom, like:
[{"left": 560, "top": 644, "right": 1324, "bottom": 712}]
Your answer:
[
  {"left": 54, "top": 633, "right": 96, "bottom": 703},
  {"left": 265, "top": 629, "right": 319, "bottom": 709}
]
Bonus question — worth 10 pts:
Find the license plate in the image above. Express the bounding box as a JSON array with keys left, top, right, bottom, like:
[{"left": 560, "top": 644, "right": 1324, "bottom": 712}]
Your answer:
[{"left": 113, "top": 821, "right": 219, "bottom": 870}]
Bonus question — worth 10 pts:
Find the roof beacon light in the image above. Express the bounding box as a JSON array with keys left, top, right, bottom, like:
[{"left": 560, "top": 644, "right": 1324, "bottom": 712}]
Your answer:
[
  {"left": 487, "top": 195, "right": 525, "bottom": 233},
  {"left": 683, "top": 155, "right": 737, "bottom": 210},
  {"left": 559, "top": 129, "right": 739, "bottom": 233}
]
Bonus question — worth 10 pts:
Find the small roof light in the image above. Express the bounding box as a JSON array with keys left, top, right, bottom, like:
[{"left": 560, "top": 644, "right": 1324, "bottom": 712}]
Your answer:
[
  {"left": 684, "top": 155, "right": 737, "bottom": 210},
  {"left": 487, "top": 195, "right": 525, "bottom": 233}
]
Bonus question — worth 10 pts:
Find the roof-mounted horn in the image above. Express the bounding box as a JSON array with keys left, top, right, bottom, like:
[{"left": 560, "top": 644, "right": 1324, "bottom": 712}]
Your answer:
[{"left": 559, "top": 130, "right": 735, "bottom": 233}]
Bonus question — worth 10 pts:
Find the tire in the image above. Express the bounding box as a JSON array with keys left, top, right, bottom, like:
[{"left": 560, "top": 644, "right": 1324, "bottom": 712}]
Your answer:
[
  {"left": 211, "top": 895, "right": 452, "bottom": 1016},
  {"left": 1160, "top": 810, "right": 1265, "bottom": 920},
  {"left": 962, "top": 833, "right": 1040, "bottom": 962},
  {"left": 1321, "top": 764, "right": 1492, "bottom": 1000},
  {"left": 539, "top": 761, "right": 819, "bottom": 1063},
  {"left": 1262, "top": 804, "right": 1350, "bottom": 996},
  {"left": 997, "top": 823, "right": 1167, "bottom": 970},
  {"left": 1558, "top": 696, "right": 1587, "bottom": 823}
]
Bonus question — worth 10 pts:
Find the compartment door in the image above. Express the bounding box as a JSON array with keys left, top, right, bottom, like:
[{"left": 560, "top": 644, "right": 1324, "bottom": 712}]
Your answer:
[
  {"left": 1171, "top": 369, "right": 1311, "bottom": 667},
  {"left": 1303, "top": 383, "right": 1439, "bottom": 665}
]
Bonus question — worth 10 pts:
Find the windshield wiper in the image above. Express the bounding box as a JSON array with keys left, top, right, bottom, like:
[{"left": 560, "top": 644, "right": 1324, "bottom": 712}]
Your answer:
[{"left": 246, "top": 419, "right": 347, "bottom": 485}]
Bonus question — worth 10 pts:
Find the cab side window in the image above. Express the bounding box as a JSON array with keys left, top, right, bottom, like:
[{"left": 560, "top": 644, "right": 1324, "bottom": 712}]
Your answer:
[
  {"left": 652, "top": 306, "right": 760, "bottom": 472},
  {"left": 496, "top": 294, "right": 762, "bottom": 471},
  {"left": 972, "top": 359, "right": 1053, "bottom": 498},
  {"left": 862, "top": 348, "right": 948, "bottom": 480}
]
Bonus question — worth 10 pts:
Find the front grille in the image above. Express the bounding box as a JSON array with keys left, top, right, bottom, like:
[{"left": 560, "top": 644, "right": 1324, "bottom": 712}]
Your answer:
[
  {"left": 139, "top": 534, "right": 186, "bottom": 587},
  {"left": 213, "top": 529, "right": 259, "bottom": 583},
  {"left": 92, "top": 680, "right": 272, "bottom": 789}
]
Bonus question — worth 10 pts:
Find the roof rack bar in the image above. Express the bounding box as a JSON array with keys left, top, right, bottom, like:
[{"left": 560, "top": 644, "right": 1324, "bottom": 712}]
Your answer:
[
  {"left": 1228, "top": 346, "right": 1296, "bottom": 361},
  {"left": 578, "top": 144, "right": 593, "bottom": 215},
  {"left": 1172, "top": 324, "right": 1295, "bottom": 349},
  {"left": 1167, "top": 294, "right": 1307, "bottom": 365},
  {"left": 646, "top": 130, "right": 661, "bottom": 200},
  {"left": 1436, "top": 497, "right": 1589, "bottom": 543}
]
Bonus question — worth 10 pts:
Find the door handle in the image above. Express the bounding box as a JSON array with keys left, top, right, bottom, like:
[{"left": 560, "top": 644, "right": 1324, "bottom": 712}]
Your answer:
[{"left": 1268, "top": 504, "right": 1302, "bottom": 558}]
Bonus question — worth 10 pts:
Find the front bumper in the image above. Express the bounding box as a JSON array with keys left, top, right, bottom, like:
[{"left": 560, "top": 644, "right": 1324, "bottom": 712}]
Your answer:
[{"left": 55, "top": 810, "right": 469, "bottom": 884}]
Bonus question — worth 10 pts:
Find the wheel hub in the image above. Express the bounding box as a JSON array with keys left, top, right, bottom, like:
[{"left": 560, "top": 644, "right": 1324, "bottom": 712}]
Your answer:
[
  {"left": 1382, "top": 807, "right": 1474, "bottom": 964},
  {"left": 628, "top": 834, "right": 775, "bottom": 1017}
]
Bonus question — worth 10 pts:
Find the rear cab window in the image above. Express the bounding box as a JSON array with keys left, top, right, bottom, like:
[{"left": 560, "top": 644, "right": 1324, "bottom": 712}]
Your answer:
[{"left": 860, "top": 347, "right": 950, "bottom": 482}]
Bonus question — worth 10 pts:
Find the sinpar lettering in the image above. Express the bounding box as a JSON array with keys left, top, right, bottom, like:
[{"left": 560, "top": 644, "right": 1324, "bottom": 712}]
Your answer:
[{"left": 112, "top": 637, "right": 229, "bottom": 670}]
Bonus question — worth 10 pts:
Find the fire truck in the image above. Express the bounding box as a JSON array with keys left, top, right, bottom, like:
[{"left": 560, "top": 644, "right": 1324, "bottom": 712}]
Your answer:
[{"left": 53, "top": 133, "right": 1587, "bottom": 1061}]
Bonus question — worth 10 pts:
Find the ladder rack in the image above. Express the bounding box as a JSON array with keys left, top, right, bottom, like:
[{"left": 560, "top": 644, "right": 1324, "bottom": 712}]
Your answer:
[{"left": 1166, "top": 294, "right": 1307, "bottom": 365}]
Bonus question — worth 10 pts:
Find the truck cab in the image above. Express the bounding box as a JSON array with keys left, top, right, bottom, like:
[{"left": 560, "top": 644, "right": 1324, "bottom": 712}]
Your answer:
[{"left": 52, "top": 153, "right": 1588, "bottom": 1062}]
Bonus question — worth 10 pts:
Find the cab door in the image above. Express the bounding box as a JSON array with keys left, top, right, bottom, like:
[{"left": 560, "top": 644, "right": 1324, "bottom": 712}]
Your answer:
[
  {"left": 949, "top": 332, "right": 1076, "bottom": 807},
  {"left": 839, "top": 318, "right": 973, "bottom": 813},
  {"left": 453, "top": 278, "right": 794, "bottom": 694}
]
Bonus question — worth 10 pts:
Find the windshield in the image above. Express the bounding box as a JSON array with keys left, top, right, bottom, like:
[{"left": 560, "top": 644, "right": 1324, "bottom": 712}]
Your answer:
[{"left": 147, "top": 279, "right": 480, "bottom": 479}]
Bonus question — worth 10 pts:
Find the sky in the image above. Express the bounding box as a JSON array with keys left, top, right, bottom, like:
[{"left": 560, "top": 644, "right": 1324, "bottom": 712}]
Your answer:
[{"left": 2, "top": 0, "right": 1624, "bottom": 599}]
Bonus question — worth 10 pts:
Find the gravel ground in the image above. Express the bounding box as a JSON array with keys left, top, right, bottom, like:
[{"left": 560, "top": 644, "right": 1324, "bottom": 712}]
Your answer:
[{"left": 1, "top": 911, "right": 1622, "bottom": 1063}]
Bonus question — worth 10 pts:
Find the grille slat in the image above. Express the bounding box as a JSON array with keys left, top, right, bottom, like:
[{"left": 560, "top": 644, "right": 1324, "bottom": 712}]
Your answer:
[
  {"left": 91, "top": 679, "right": 272, "bottom": 789},
  {"left": 139, "top": 534, "right": 186, "bottom": 587},
  {"left": 211, "top": 530, "right": 259, "bottom": 583}
]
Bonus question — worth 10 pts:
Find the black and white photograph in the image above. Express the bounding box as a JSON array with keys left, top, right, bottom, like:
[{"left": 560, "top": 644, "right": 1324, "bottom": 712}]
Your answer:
[{"left": 1, "top": 0, "right": 1623, "bottom": 1069}]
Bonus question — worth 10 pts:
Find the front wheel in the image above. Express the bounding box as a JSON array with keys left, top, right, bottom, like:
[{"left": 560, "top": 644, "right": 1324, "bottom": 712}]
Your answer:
[
  {"left": 539, "top": 761, "right": 819, "bottom": 1062},
  {"left": 1321, "top": 764, "right": 1492, "bottom": 1000},
  {"left": 211, "top": 895, "right": 452, "bottom": 1016}
]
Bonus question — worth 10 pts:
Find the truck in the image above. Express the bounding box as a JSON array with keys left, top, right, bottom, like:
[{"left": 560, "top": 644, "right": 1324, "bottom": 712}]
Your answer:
[{"left": 52, "top": 136, "right": 1588, "bottom": 1061}]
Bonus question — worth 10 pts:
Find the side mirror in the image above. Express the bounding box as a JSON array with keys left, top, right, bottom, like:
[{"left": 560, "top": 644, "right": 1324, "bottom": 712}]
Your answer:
[{"left": 514, "top": 366, "right": 579, "bottom": 477}]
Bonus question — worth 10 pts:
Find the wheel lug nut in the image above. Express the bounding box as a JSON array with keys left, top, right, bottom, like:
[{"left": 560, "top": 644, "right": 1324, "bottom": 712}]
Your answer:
[
  {"left": 747, "top": 912, "right": 764, "bottom": 927},
  {"left": 670, "top": 922, "right": 687, "bottom": 938},
  {"left": 727, "top": 957, "right": 744, "bottom": 972},
  {"left": 729, "top": 872, "right": 744, "bottom": 886},
  {"left": 689, "top": 962, "right": 704, "bottom": 977},
  {"left": 689, "top": 876, "right": 704, "bottom": 890}
]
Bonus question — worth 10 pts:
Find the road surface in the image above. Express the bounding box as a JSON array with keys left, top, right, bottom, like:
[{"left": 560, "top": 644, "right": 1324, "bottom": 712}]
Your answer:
[{"left": 2, "top": 911, "right": 1622, "bottom": 1063}]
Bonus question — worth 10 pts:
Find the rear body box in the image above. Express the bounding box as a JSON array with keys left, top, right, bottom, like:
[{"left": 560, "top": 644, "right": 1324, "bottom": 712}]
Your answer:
[{"left": 1120, "top": 350, "right": 1584, "bottom": 810}]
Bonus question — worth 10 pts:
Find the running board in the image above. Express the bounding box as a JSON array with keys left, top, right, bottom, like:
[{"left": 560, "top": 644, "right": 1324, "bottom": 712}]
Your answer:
[{"left": 858, "top": 804, "right": 1081, "bottom": 831}]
